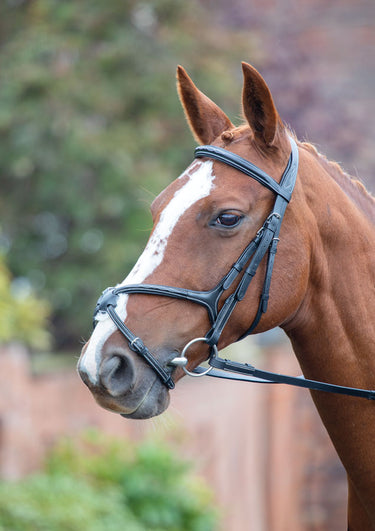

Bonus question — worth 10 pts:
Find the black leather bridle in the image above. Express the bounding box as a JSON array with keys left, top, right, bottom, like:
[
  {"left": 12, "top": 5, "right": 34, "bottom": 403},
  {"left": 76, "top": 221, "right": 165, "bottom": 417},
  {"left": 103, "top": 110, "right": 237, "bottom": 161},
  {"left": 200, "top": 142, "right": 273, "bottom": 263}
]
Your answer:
[{"left": 93, "top": 137, "right": 375, "bottom": 400}]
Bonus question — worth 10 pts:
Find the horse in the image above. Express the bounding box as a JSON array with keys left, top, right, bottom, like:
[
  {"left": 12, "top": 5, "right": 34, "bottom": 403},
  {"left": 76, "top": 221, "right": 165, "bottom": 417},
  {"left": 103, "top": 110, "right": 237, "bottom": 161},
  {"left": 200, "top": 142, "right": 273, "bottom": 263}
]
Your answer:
[{"left": 78, "top": 63, "right": 375, "bottom": 529}]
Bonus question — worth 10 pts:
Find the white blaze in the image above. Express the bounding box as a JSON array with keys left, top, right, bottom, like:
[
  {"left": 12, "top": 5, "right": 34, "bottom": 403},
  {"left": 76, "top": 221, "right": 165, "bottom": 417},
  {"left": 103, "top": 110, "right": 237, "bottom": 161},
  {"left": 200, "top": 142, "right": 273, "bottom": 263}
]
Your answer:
[{"left": 79, "top": 160, "right": 215, "bottom": 384}]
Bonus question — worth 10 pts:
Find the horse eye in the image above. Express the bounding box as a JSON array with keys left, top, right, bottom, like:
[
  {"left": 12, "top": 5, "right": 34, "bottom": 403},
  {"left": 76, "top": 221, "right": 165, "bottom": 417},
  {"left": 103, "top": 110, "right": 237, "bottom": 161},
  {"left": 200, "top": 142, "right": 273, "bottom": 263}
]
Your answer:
[{"left": 215, "top": 213, "right": 242, "bottom": 227}]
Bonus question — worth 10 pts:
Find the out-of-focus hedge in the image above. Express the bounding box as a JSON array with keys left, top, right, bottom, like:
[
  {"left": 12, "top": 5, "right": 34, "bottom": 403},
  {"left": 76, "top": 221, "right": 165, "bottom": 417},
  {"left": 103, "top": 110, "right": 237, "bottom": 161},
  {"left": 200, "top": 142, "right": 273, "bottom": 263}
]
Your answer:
[{"left": 0, "top": 430, "right": 218, "bottom": 530}]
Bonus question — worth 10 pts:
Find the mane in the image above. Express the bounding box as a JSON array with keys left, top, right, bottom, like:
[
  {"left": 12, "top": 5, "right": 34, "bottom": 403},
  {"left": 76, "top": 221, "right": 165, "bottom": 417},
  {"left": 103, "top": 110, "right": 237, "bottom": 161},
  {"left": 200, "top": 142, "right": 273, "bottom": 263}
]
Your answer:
[
  {"left": 300, "top": 141, "right": 375, "bottom": 222},
  {"left": 227, "top": 124, "right": 375, "bottom": 222}
]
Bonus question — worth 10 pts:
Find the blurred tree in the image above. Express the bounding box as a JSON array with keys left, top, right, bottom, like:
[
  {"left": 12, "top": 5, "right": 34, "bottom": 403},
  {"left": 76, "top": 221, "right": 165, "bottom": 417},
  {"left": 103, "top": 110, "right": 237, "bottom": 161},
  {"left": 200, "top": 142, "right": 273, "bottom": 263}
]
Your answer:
[{"left": 0, "top": 0, "right": 251, "bottom": 348}]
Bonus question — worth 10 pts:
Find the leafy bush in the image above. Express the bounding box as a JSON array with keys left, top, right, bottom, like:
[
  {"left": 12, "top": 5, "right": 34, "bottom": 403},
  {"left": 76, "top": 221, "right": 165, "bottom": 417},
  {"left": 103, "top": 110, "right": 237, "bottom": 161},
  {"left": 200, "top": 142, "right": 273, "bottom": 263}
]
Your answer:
[
  {"left": 0, "top": 474, "right": 140, "bottom": 531},
  {"left": 0, "top": 254, "right": 50, "bottom": 349},
  {"left": 0, "top": 431, "right": 218, "bottom": 530}
]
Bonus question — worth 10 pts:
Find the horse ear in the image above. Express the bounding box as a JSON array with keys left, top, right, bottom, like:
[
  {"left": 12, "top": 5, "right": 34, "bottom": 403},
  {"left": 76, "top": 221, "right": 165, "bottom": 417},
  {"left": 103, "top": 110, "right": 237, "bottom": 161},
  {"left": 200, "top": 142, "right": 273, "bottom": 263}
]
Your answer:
[
  {"left": 241, "top": 62, "right": 284, "bottom": 147},
  {"left": 177, "top": 66, "right": 233, "bottom": 144}
]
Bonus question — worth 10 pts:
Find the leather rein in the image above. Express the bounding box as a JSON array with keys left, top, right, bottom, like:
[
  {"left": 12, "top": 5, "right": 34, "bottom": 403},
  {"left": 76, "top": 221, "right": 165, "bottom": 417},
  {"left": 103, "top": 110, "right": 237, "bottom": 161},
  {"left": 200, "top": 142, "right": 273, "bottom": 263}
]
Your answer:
[{"left": 93, "top": 137, "right": 375, "bottom": 400}]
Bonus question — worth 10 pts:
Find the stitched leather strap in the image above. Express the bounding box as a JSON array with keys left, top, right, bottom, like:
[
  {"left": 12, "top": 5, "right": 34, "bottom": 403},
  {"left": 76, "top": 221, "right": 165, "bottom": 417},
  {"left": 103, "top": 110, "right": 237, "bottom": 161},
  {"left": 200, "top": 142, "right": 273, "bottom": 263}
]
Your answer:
[
  {"left": 195, "top": 145, "right": 292, "bottom": 201},
  {"left": 195, "top": 359, "right": 375, "bottom": 400},
  {"left": 95, "top": 288, "right": 175, "bottom": 389}
]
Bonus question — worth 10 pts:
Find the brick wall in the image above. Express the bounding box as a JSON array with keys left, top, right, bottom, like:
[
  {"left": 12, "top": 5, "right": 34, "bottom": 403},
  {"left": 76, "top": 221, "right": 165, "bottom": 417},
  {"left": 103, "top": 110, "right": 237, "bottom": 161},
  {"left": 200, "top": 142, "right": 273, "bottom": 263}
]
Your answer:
[{"left": 0, "top": 343, "right": 347, "bottom": 530}]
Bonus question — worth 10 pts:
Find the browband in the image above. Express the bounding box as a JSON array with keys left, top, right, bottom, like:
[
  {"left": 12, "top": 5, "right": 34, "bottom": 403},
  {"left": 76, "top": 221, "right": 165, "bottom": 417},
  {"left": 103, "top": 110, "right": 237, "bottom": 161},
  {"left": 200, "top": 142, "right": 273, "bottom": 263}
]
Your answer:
[{"left": 195, "top": 143, "right": 297, "bottom": 202}]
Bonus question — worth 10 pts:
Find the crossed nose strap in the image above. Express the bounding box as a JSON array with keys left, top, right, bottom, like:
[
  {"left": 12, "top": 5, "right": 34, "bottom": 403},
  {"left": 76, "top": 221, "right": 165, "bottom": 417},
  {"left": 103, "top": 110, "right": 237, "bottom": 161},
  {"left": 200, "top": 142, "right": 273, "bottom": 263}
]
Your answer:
[{"left": 94, "top": 288, "right": 175, "bottom": 389}]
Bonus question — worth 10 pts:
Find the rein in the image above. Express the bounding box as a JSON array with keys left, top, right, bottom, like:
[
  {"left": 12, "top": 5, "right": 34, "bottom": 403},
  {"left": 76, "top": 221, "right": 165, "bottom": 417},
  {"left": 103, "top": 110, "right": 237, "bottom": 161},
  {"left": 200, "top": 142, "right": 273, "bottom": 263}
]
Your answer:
[{"left": 93, "top": 137, "right": 375, "bottom": 400}]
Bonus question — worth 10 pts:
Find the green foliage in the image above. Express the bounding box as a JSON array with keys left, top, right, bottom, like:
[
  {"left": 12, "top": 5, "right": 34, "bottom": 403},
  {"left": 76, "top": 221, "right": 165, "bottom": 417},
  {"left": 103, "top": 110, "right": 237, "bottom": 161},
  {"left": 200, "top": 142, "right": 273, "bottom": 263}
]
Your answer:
[
  {"left": 0, "top": 474, "right": 141, "bottom": 531},
  {"left": 0, "top": 0, "right": 251, "bottom": 347},
  {"left": 0, "top": 431, "right": 218, "bottom": 531},
  {"left": 0, "top": 254, "right": 50, "bottom": 349}
]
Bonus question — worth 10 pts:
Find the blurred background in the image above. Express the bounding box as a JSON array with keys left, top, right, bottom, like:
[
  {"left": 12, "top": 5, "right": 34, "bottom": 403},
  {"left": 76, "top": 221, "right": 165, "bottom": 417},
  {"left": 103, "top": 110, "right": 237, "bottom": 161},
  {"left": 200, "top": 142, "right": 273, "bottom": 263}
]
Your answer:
[{"left": 0, "top": 0, "right": 374, "bottom": 529}]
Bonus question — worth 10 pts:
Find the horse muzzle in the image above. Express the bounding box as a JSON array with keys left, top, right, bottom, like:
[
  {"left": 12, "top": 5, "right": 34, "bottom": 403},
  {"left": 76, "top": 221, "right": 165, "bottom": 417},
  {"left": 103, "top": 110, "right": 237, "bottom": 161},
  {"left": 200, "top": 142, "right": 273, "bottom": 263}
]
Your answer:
[{"left": 78, "top": 341, "right": 172, "bottom": 419}]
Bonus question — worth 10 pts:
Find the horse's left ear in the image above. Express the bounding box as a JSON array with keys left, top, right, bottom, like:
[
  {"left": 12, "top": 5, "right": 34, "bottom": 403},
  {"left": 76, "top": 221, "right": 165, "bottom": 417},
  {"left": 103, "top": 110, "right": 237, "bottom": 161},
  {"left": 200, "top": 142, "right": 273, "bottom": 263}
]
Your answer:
[
  {"left": 177, "top": 65, "right": 233, "bottom": 144},
  {"left": 242, "top": 62, "right": 284, "bottom": 147}
]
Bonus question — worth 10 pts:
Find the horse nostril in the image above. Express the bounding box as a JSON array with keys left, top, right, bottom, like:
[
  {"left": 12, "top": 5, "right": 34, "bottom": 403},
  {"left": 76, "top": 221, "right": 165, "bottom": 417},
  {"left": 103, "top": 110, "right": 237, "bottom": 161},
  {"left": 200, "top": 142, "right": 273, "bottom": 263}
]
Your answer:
[{"left": 99, "top": 353, "right": 136, "bottom": 397}]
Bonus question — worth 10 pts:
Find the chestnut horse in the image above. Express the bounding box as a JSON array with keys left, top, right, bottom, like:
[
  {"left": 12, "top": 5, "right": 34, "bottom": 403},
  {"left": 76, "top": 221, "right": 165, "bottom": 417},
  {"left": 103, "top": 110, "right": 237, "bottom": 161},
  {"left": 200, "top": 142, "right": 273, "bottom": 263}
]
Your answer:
[{"left": 78, "top": 63, "right": 375, "bottom": 529}]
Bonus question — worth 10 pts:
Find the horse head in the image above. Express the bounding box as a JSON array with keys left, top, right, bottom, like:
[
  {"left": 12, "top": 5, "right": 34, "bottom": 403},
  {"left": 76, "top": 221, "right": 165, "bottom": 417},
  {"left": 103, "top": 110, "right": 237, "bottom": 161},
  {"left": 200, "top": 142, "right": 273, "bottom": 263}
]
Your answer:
[{"left": 77, "top": 63, "right": 309, "bottom": 418}]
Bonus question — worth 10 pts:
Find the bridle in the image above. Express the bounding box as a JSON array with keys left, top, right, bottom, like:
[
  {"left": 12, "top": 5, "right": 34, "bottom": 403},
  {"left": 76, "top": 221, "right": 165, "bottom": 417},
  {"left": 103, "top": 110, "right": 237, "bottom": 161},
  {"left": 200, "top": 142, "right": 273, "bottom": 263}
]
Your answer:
[{"left": 93, "top": 137, "right": 375, "bottom": 401}]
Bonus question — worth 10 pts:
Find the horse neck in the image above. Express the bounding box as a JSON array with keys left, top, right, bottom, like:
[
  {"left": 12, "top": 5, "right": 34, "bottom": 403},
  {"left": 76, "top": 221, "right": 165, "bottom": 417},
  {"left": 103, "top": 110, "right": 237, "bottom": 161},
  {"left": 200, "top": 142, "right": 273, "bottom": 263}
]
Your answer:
[
  {"left": 286, "top": 145, "right": 375, "bottom": 385},
  {"left": 285, "top": 146, "right": 375, "bottom": 377},
  {"left": 283, "top": 146, "right": 375, "bottom": 517}
]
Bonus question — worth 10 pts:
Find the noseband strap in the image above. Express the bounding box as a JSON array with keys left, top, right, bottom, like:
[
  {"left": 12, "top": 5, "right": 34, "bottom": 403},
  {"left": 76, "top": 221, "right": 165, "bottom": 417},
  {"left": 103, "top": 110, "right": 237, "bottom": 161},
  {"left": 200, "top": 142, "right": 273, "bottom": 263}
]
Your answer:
[
  {"left": 94, "top": 288, "right": 175, "bottom": 389},
  {"left": 93, "top": 137, "right": 299, "bottom": 390}
]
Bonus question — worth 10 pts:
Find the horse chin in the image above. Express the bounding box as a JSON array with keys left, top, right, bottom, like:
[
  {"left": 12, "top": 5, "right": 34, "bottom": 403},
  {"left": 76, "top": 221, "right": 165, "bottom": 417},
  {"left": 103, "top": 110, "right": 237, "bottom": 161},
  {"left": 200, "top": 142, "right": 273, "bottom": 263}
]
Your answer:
[
  {"left": 120, "top": 393, "right": 170, "bottom": 419},
  {"left": 93, "top": 376, "right": 171, "bottom": 420},
  {"left": 121, "top": 381, "right": 170, "bottom": 419}
]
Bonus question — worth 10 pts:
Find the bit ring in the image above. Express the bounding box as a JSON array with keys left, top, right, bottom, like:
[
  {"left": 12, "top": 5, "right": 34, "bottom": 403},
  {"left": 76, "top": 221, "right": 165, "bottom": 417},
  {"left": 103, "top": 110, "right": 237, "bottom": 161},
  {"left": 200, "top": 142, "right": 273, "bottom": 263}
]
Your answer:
[{"left": 180, "top": 337, "right": 216, "bottom": 377}]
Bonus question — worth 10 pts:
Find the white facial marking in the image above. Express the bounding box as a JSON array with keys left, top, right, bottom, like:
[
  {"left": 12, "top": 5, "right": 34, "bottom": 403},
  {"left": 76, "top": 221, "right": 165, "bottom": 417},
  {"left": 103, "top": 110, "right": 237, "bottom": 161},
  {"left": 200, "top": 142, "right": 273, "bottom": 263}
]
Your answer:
[{"left": 79, "top": 160, "right": 215, "bottom": 384}]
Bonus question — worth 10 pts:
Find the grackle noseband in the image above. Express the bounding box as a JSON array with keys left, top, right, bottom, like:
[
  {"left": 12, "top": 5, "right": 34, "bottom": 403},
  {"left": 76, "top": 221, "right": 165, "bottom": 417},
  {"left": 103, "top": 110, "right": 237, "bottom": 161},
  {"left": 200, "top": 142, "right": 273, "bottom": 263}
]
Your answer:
[{"left": 93, "top": 137, "right": 375, "bottom": 400}]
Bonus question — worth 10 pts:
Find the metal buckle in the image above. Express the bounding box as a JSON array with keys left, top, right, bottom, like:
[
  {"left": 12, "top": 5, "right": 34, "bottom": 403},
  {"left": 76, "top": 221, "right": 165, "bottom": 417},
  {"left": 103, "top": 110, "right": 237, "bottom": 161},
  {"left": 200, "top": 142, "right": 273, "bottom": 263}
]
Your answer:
[{"left": 129, "top": 336, "right": 144, "bottom": 354}]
